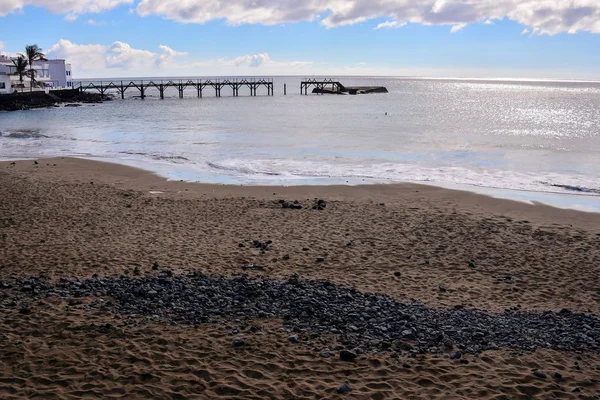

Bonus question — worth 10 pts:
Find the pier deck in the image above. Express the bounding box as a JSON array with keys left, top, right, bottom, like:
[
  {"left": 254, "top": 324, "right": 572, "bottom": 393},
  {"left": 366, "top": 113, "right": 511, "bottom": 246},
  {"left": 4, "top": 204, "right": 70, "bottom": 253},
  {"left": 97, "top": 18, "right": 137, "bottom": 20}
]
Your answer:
[{"left": 73, "top": 78, "right": 274, "bottom": 99}]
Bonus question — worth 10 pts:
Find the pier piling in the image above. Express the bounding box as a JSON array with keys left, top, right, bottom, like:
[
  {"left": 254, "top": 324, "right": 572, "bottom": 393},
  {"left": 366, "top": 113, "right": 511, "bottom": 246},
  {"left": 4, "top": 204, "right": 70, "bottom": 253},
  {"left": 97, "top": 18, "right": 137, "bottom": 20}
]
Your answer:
[{"left": 73, "top": 78, "right": 274, "bottom": 99}]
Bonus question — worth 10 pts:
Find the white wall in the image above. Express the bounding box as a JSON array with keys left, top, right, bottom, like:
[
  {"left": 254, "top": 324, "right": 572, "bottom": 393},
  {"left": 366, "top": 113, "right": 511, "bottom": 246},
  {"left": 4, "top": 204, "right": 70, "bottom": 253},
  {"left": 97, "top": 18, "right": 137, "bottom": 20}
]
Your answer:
[
  {"left": 0, "top": 74, "right": 12, "bottom": 94},
  {"left": 47, "top": 60, "right": 71, "bottom": 87}
]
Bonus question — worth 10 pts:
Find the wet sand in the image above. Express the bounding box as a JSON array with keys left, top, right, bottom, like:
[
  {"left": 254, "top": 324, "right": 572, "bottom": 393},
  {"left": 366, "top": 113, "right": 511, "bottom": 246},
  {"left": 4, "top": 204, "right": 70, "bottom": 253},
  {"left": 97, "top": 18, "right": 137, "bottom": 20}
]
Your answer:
[{"left": 1, "top": 157, "right": 599, "bottom": 399}]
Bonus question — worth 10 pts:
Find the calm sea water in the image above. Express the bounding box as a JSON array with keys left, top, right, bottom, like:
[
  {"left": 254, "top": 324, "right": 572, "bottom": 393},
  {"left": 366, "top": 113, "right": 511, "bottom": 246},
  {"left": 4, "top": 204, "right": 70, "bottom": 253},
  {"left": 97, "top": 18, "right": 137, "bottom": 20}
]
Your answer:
[{"left": 1, "top": 76, "right": 599, "bottom": 210}]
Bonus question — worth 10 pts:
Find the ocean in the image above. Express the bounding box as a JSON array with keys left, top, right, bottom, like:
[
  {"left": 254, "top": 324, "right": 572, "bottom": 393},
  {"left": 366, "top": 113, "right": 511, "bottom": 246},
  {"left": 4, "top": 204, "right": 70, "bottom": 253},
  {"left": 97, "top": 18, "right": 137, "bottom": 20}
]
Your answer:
[{"left": 1, "top": 76, "right": 599, "bottom": 210}]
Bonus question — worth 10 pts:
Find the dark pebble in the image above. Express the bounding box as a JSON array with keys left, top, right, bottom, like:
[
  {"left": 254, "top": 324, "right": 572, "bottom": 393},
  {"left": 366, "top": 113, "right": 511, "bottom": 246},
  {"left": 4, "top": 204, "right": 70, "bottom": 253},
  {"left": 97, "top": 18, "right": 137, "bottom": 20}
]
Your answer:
[
  {"left": 339, "top": 350, "right": 357, "bottom": 362},
  {"left": 450, "top": 351, "right": 462, "bottom": 360},
  {"left": 554, "top": 372, "right": 563, "bottom": 380},
  {"left": 232, "top": 338, "right": 245, "bottom": 347},
  {"left": 288, "top": 335, "right": 299, "bottom": 344},
  {"left": 337, "top": 381, "right": 352, "bottom": 394},
  {"left": 533, "top": 370, "right": 547, "bottom": 379}
]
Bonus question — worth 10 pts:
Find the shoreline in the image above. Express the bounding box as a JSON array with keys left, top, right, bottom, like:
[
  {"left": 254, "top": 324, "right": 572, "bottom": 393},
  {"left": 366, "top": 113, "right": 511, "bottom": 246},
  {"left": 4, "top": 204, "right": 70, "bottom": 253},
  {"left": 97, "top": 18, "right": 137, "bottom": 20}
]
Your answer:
[
  {"left": 2, "top": 156, "right": 600, "bottom": 398},
  {"left": 4, "top": 154, "right": 599, "bottom": 214}
]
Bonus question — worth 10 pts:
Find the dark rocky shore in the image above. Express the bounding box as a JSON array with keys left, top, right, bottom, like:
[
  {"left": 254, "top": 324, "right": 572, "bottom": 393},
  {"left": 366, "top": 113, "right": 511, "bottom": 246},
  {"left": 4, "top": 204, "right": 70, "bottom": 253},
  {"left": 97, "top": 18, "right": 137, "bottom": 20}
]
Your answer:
[
  {"left": 2, "top": 271, "right": 598, "bottom": 357},
  {"left": 0, "top": 90, "right": 108, "bottom": 111}
]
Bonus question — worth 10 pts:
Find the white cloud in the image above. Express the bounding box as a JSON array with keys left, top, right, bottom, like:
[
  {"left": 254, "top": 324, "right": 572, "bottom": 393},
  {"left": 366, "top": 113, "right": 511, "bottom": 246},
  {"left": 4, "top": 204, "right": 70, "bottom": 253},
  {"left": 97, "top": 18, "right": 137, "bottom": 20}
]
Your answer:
[
  {"left": 374, "top": 20, "right": 406, "bottom": 29},
  {"left": 0, "top": 0, "right": 133, "bottom": 20},
  {"left": 450, "top": 23, "right": 467, "bottom": 33},
  {"left": 46, "top": 39, "right": 188, "bottom": 74},
  {"left": 135, "top": 0, "right": 600, "bottom": 35},
  {"left": 484, "top": 19, "right": 494, "bottom": 25},
  {"left": 2, "top": 1, "right": 600, "bottom": 35},
  {"left": 521, "top": 28, "right": 530, "bottom": 35},
  {"left": 87, "top": 19, "right": 106, "bottom": 25},
  {"left": 233, "top": 53, "right": 271, "bottom": 68}
]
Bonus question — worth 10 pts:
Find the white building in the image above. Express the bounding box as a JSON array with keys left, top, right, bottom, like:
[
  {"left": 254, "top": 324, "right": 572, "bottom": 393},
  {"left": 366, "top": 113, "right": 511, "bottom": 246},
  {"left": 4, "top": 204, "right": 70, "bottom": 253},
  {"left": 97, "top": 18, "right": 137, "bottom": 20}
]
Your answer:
[
  {"left": 0, "top": 53, "right": 73, "bottom": 92},
  {"left": 0, "top": 73, "right": 11, "bottom": 94}
]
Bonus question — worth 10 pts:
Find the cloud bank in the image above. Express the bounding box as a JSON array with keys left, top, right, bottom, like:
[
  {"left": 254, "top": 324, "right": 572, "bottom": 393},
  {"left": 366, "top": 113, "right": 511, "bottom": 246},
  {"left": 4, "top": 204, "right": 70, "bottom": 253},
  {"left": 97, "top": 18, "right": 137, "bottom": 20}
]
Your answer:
[
  {"left": 47, "top": 39, "right": 187, "bottom": 72},
  {"left": 2, "top": 1, "right": 600, "bottom": 34},
  {"left": 45, "top": 39, "right": 313, "bottom": 77}
]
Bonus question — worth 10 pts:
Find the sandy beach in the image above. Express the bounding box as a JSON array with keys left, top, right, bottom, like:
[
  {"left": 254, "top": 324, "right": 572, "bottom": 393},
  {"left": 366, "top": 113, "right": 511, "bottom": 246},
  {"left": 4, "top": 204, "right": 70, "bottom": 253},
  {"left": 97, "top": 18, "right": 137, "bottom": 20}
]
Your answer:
[{"left": 1, "top": 157, "right": 600, "bottom": 399}]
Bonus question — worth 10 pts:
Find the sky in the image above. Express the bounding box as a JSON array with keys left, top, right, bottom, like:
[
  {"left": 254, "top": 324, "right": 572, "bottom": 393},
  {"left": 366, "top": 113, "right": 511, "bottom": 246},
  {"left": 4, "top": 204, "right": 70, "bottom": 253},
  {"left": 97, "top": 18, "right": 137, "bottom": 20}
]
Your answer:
[{"left": 1, "top": 1, "right": 600, "bottom": 80}]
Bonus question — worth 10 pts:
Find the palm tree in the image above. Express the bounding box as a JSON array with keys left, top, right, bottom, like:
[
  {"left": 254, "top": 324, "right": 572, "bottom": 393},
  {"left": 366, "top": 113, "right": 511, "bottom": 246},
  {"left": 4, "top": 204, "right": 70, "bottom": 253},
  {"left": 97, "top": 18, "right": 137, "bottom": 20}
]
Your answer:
[
  {"left": 11, "top": 55, "right": 29, "bottom": 92},
  {"left": 24, "top": 44, "right": 45, "bottom": 92}
]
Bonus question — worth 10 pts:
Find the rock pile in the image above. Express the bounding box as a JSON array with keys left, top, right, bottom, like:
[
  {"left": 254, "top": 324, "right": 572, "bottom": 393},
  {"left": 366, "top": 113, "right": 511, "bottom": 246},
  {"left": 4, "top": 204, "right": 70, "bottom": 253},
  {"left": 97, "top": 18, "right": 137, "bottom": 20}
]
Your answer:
[{"left": 2, "top": 273, "right": 599, "bottom": 355}]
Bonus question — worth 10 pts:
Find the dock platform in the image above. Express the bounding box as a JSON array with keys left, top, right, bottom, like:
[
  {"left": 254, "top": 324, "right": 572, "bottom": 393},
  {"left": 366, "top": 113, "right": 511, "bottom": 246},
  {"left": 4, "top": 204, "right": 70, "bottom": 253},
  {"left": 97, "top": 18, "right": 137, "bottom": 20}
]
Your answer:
[{"left": 73, "top": 78, "right": 274, "bottom": 99}]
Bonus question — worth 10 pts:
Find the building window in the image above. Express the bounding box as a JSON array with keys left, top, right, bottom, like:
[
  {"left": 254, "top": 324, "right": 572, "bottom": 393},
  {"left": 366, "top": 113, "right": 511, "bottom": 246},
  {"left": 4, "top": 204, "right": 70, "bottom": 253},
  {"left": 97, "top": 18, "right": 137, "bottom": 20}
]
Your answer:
[{"left": 0, "top": 82, "right": 5, "bottom": 89}]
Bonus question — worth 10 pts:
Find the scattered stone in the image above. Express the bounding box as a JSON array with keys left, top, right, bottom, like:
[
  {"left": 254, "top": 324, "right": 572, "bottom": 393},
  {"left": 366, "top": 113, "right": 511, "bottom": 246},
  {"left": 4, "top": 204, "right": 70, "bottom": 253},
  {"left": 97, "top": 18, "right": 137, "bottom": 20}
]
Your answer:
[
  {"left": 320, "top": 350, "right": 332, "bottom": 358},
  {"left": 533, "top": 370, "right": 547, "bottom": 379},
  {"left": 242, "top": 265, "right": 266, "bottom": 271},
  {"left": 133, "top": 266, "right": 141, "bottom": 276},
  {"left": 402, "top": 329, "right": 414, "bottom": 339},
  {"left": 570, "top": 387, "right": 581, "bottom": 393},
  {"left": 449, "top": 351, "right": 462, "bottom": 360},
  {"left": 339, "top": 350, "right": 357, "bottom": 362},
  {"left": 19, "top": 306, "right": 31, "bottom": 315},
  {"left": 288, "top": 335, "right": 299, "bottom": 344},
  {"left": 232, "top": 338, "right": 245, "bottom": 347},
  {"left": 337, "top": 381, "right": 352, "bottom": 394},
  {"left": 394, "top": 272, "right": 401, "bottom": 277},
  {"left": 252, "top": 240, "right": 268, "bottom": 250},
  {"left": 316, "top": 257, "right": 325, "bottom": 263},
  {"left": 554, "top": 372, "right": 563, "bottom": 380},
  {"left": 34, "top": 160, "right": 38, "bottom": 165},
  {"left": 302, "top": 247, "right": 309, "bottom": 251},
  {"left": 313, "top": 199, "right": 327, "bottom": 210},
  {"left": 439, "top": 284, "right": 447, "bottom": 292},
  {"left": 152, "top": 262, "right": 159, "bottom": 270},
  {"left": 346, "top": 241, "right": 353, "bottom": 246},
  {"left": 282, "top": 254, "right": 290, "bottom": 261}
]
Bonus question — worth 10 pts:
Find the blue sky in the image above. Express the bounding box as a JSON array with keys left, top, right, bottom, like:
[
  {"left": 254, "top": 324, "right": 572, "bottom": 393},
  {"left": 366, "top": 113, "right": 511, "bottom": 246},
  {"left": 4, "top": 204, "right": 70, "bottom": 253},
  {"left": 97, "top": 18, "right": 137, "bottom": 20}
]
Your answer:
[{"left": 1, "top": 1, "right": 600, "bottom": 79}]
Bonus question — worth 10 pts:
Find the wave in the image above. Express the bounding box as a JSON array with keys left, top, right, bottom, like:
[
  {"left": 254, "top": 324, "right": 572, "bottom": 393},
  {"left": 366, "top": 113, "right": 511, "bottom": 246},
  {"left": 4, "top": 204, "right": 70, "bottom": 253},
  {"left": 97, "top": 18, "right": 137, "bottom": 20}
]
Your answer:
[
  {"left": 207, "top": 161, "right": 282, "bottom": 176},
  {"left": 0, "top": 129, "right": 49, "bottom": 139},
  {"left": 204, "top": 159, "right": 600, "bottom": 196},
  {"left": 541, "top": 182, "right": 600, "bottom": 195}
]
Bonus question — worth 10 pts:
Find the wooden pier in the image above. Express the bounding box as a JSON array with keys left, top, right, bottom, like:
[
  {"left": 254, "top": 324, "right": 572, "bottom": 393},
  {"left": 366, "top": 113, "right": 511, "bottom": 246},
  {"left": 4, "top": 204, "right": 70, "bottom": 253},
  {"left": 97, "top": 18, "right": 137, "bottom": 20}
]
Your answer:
[
  {"left": 300, "top": 78, "right": 342, "bottom": 95},
  {"left": 73, "top": 78, "right": 274, "bottom": 99}
]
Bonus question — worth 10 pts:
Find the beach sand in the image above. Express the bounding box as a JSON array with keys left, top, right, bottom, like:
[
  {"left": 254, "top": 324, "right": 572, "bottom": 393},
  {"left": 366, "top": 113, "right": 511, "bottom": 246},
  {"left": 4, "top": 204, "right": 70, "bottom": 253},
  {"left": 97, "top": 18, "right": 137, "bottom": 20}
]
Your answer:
[{"left": 1, "top": 157, "right": 599, "bottom": 399}]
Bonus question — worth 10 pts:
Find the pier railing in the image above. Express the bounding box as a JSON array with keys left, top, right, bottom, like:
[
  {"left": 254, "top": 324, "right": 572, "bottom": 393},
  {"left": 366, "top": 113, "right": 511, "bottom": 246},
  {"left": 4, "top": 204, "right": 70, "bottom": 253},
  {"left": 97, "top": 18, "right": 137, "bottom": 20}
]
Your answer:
[
  {"left": 72, "top": 78, "right": 274, "bottom": 99},
  {"left": 300, "top": 78, "right": 343, "bottom": 95}
]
